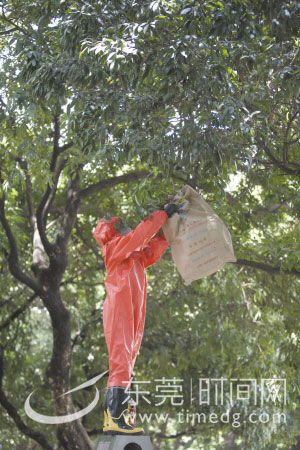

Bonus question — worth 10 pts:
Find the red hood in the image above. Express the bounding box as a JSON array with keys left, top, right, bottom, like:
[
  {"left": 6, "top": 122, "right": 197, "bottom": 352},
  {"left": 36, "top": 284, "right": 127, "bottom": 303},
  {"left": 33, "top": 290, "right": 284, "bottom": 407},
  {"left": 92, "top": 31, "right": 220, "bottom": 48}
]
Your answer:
[{"left": 93, "top": 217, "right": 120, "bottom": 247}]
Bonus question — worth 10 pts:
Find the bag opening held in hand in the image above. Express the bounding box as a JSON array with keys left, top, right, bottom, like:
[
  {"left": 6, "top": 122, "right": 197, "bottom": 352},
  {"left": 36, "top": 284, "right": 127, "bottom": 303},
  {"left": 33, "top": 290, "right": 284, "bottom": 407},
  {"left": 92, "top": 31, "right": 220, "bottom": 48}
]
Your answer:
[{"left": 162, "top": 185, "right": 237, "bottom": 285}]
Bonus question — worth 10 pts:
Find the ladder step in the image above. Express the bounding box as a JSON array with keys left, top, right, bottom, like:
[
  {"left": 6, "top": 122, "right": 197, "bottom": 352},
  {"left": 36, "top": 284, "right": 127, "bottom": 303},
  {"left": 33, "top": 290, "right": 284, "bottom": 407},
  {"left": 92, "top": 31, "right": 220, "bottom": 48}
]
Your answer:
[{"left": 94, "top": 434, "right": 154, "bottom": 450}]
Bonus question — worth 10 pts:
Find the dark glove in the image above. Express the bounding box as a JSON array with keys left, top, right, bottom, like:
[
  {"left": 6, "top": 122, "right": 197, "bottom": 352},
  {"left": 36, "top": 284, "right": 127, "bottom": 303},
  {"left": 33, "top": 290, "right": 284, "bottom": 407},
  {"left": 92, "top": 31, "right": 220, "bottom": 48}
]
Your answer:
[{"left": 164, "top": 203, "right": 179, "bottom": 218}]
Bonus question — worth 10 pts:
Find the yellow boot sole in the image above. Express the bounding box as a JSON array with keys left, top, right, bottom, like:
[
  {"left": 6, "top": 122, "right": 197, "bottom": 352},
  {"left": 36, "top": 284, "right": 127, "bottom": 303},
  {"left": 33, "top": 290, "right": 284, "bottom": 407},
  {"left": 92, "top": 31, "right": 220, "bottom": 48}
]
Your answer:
[{"left": 103, "top": 409, "right": 144, "bottom": 435}]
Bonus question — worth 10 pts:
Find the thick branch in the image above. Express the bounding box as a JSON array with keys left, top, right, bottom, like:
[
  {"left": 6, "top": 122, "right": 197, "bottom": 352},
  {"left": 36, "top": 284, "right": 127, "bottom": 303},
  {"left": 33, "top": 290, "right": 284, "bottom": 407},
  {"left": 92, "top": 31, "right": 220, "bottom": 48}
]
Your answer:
[
  {"left": 0, "top": 196, "right": 43, "bottom": 295},
  {"left": 35, "top": 205, "right": 53, "bottom": 259},
  {"left": 14, "top": 157, "right": 50, "bottom": 271},
  {"left": 47, "top": 139, "right": 73, "bottom": 214},
  {"left": 233, "top": 258, "right": 300, "bottom": 277},
  {"left": 11, "top": 159, "right": 49, "bottom": 269},
  {"left": 35, "top": 114, "right": 73, "bottom": 256},
  {"left": 78, "top": 169, "right": 151, "bottom": 200},
  {"left": 36, "top": 158, "right": 66, "bottom": 257},
  {"left": 0, "top": 348, "right": 54, "bottom": 450}
]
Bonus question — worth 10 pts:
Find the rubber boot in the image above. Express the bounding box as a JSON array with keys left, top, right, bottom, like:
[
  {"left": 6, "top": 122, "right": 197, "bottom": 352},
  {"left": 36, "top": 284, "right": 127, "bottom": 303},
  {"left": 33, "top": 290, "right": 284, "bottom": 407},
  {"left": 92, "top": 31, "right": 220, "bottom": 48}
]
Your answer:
[{"left": 103, "top": 386, "right": 144, "bottom": 435}]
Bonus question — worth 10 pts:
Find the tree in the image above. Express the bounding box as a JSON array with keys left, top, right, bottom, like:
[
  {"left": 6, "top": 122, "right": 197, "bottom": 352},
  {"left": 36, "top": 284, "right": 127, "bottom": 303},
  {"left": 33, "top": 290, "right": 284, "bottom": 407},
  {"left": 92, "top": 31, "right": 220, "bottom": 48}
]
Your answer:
[{"left": 0, "top": 0, "right": 300, "bottom": 448}]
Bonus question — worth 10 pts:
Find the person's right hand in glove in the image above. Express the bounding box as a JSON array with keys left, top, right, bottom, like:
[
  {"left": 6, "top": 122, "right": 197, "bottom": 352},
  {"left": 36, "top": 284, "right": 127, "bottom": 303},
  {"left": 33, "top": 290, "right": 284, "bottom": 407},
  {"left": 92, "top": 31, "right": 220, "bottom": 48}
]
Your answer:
[{"left": 164, "top": 203, "right": 180, "bottom": 218}]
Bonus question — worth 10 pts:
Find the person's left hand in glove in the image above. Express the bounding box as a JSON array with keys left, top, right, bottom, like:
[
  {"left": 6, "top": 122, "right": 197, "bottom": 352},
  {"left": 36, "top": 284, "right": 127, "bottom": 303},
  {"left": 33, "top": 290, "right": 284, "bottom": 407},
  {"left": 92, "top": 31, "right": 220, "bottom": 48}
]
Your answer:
[{"left": 164, "top": 203, "right": 180, "bottom": 218}]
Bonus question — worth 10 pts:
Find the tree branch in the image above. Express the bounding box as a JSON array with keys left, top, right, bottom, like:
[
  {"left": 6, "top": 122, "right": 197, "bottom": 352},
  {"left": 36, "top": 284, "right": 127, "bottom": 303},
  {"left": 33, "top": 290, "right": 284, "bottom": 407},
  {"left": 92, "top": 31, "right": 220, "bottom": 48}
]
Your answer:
[
  {"left": 78, "top": 169, "right": 152, "bottom": 200},
  {"left": 54, "top": 172, "right": 81, "bottom": 254},
  {"left": 255, "top": 138, "right": 300, "bottom": 176},
  {"left": 172, "top": 435, "right": 181, "bottom": 450},
  {"left": 225, "top": 431, "right": 236, "bottom": 450},
  {"left": 226, "top": 191, "right": 294, "bottom": 215},
  {"left": 51, "top": 113, "right": 61, "bottom": 171},
  {"left": 0, "top": 196, "right": 43, "bottom": 295},
  {"left": 182, "top": 437, "right": 197, "bottom": 449},
  {"left": 49, "top": 114, "right": 73, "bottom": 173},
  {"left": 154, "top": 415, "right": 170, "bottom": 450},
  {"left": 13, "top": 157, "right": 50, "bottom": 271},
  {"left": 75, "top": 221, "right": 101, "bottom": 259},
  {"left": 0, "top": 27, "right": 18, "bottom": 35},
  {"left": 189, "top": 158, "right": 200, "bottom": 189},
  {"left": 15, "top": 158, "right": 35, "bottom": 227},
  {"left": 250, "top": 201, "right": 291, "bottom": 215},
  {"left": 283, "top": 107, "right": 300, "bottom": 162},
  {"left": 0, "top": 286, "right": 28, "bottom": 308},
  {"left": 0, "top": 10, "right": 30, "bottom": 37},
  {"left": 35, "top": 199, "right": 55, "bottom": 259},
  {"left": 0, "top": 347, "right": 54, "bottom": 450},
  {"left": 71, "top": 308, "right": 99, "bottom": 349},
  {"left": 35, "top": 114, "right": 73, "bottom": 257},
  {"left": 233, "top": 258, "right": 300, "bottom": 277},
  {"left": 59, "top": 141, "right": 74, "bottom": 152},
  {"left": 0, "top": 293, "right": 37, "bottom": 332},
  {"left": 156, "top": 429, "right": 197, "bottom": 439},
  {"left": 255, "top": 138, "right": 280, "bottom": 165},
  {"left": 0, "top": 298, "right": 11, "bottom": 308},
  {"left": 59, "top": 265, "right": 104, "bottom": 288},
  {"left": 46, "top": 116, "right": 73, "bottom": 215},
  {"left": 42, "top": 156, "right": 67, "bottom": 221}
]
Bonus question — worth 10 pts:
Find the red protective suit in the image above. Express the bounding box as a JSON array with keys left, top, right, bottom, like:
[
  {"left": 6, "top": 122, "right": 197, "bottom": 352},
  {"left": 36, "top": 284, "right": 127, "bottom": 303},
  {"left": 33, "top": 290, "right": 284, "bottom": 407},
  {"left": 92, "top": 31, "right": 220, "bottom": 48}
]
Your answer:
[{"left": 93, "top": 210, "right": 169, "bottom": 388}]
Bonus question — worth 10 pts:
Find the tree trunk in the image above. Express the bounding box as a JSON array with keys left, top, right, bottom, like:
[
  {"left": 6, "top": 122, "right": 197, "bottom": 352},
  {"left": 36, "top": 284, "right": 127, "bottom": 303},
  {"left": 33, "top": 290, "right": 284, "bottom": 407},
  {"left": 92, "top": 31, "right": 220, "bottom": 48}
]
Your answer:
[
  {"left": 290, "top": 436, "right": 300, "bottom": 449},
  {"left": 225, "top": 432, "right": 236, "bottom": 450},
  {"left": 44, "top": 286, "right": 93, "bottom": 450}
]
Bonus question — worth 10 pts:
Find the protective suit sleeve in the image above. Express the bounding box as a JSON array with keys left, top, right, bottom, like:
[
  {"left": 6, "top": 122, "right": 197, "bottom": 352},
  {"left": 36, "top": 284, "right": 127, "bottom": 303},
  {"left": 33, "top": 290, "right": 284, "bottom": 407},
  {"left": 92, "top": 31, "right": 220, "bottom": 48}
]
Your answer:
[
  {"left": 109, "top": 210, "right": 168, "bottom": 264},
  {"left": 144, "top": 231, "right": 169, "bottom": 268}
]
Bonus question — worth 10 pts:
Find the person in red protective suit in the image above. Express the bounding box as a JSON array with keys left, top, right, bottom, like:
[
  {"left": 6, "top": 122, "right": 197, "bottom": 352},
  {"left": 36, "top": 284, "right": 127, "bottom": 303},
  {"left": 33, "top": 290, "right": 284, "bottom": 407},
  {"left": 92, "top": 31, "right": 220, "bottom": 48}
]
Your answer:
[{"left": 93, "top": 204, "right": 179, "bottom": 435}]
